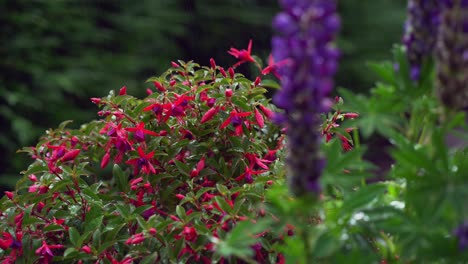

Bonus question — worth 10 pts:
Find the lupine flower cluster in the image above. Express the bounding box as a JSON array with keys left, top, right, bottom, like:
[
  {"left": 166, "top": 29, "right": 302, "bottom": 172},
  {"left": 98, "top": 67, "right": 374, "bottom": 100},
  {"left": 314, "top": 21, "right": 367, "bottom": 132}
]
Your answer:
[
  {"left": 271, "top": 0, "right": 340, "bottom": 195},
  {"left": 402, "top": 0, "right": 442, "bottom": 81},
  {"left": 435, "top": 0, "right": 468, "bottom": 110}
]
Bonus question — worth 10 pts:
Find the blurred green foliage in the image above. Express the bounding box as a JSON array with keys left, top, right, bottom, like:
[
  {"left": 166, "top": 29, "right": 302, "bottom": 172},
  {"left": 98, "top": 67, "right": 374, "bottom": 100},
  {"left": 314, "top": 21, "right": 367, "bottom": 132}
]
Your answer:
[{"left": 0, "top": 0, "right": 406, "bottom": 190}]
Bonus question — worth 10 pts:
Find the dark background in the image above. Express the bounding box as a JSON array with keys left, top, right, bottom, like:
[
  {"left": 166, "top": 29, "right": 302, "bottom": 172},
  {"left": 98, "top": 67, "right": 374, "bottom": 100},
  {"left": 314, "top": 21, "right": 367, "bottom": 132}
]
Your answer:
[{"left": 0, "top": 0, "right": 407, "bottom": 191}]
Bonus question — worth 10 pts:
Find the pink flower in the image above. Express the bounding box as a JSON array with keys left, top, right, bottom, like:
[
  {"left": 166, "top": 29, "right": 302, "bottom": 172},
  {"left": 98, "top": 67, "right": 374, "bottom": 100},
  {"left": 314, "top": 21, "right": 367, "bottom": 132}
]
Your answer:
[
  {"left": 228, "top": 40, "right": 256, "bottom": 68},
  {"left": 126, "top": 147, "right": 157, "bottom": 175},
  {"left": 125, "top": 233, "right": 145, "bottom": 245}
]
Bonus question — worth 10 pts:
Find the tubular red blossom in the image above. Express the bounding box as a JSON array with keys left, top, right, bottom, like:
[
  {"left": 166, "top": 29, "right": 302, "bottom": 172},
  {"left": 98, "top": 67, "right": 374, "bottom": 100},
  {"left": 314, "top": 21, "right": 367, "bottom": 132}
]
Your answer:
[
  {"left": 220, "top": 110, "right": 252, "bottom": 129},
  {"left": 210, "top": 58, "right": 217, "bottom": 69},
  {"left": 201, "top": 107, "right": 220, "bottom": 124},
  {"left": 119, "top": 86, "right": 127, "bottom": 95},
  {"left": 343, "top": 112, "right": 359, "bottom": 119},
  {"left": 254, "top": 108, "right": 265, "bottom": 128},
  {"left": 125, "top": 122, "right": 159, "bottom": 142},
  {"left": 339, "top": 135, "right": 353, "bottom": 151},
  {"left": 0, "top": 232, "right": 13, "bottom": 250},
  {"left": 126, "top": 147, "right": 156, "bottom": 175},
  {"left": 254, "top": 76, "right": 261, "bottom": 87},
  {"left": 60, "top": 149, "right": 81, "bottom": 162},
  {"left": 257, "top": 105, "right": 273, "bottom": 121},
  {"left": 101, "top": 152, "right": 111, "bottom": 168},
  {"left": 81, "top": 245, "right": 92, "bottom": 254},
  {"left": 225, "top": 89, "right": 233, "bottom": 98},
  {"left": 153, "top": 81, "right": 166, "bottom": 92},
  {"left": 4, "top": 191, "right": 13, "bottom": 200},
  {"left": 219, "top": 67, "right": 227, "bottom": 77},
  {"left": 228, "top": 67, "right": 235, "bottom": 79},
  {"left": 228, "top": 39, "right": 255, "bottom": 68},
  {"left": 125, "top": 233, "right": 145, "bottom": 245},
  {"left": 90, "top": 97, "right": 102, "bottom": 104},
  {"left": 28, "top": 174, "right": 38, "bottom": 182},
  {"left": 261, "top": 55, "right": 291, "bottom": 79}
]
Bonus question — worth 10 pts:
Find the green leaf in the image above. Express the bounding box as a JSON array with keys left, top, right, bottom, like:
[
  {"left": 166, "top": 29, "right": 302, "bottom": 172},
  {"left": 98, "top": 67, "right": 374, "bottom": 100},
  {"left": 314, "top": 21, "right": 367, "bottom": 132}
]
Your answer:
[
  {"left": 340, "top": 183, "right": 387, "bottom": 217},
  {"left": 84, "top": 215, "right": 103, "bottom": 233},
  {"left": 176, "top": 205, "right": 186, "bottom": 222},
  {"left": 313, "top": 229, "right": 342, "bottom": 258},
  {"left": 217, "top": 219, "right": 271, "bottom": 259},
  {"left": 63, "top": 248, "right": 78, "bottom": 258},
  {"left": 43, "top": 224, "right": 64, "bottom": 232},
  {"left": 214, "top": 196, "right": 232, "bottom": 214},
  {"left": 113, "top": 164, "right": 129, "bottom": 193},
  {"left": 69, "top": 227, "right": 79, "bottom": 246},
  {"left": 260, "top": 79, "right": 280, "bottom": 90},
  {"left": 173, "top": 159, "right": 190, "bottom": 177}
]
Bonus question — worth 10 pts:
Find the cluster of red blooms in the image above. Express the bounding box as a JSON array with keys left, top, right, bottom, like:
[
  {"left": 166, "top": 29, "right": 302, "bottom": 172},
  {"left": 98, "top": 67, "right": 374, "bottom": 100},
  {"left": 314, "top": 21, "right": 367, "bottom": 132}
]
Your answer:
[{"left": 0, "top": 41, "right": 291, "bottom": 263}]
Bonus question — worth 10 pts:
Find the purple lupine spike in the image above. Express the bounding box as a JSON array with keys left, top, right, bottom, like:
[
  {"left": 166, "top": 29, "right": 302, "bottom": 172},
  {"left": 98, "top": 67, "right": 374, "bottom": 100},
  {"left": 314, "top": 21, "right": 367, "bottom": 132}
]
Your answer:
[
  {"left": 272, "top": 0, "right": 340, "bottom": 196},
  {"left": 435, "top": 0, "right": 468, "bottom": 109},
  {"left": 454, "top": 221, "right": 468, "bottom": 251},
  {"left": 402, "top": 0, "right": 442, "bottom": 81}
]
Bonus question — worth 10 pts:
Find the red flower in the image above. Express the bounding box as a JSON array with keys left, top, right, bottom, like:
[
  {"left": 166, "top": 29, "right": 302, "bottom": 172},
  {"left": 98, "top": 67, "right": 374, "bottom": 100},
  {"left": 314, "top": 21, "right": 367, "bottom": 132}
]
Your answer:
[
  {"left": 119, "top": 86, "right": 127, "bottom": 95},
  {"left": 228, "top": 39, "right": 256, "bottom": 68},
  {"left": 220, "top": 110, "right": 251, "bottom": 129},
  {"left": 126, "top": 147, "right": 157, "bottom": 175},
  {"left": 60, "top": 149, "right": 81, "bottom": 162},
  {"left": 0, "top": 232, "right": 13, "bottom": 250},
  {"left": 35, "top": 240, "right": 63, "bottom": 264},
  {"left": 190, "top": 157, "right": 206, "bottom": 178},
  {"left": 254, "top": 108, "right": 264, "bottom": 128},
  {"left": 200, "top": 107, "right": 220, "bottom": 124},
  {"left": 339, "top": 135, "right": 353, "bottom": 151},
  {"left": 182, "top": 226, "right": 197, "bottom": 242},
  {"left": 125, "top": 233, "right": 145, "bottom": 245},
  {"left": 261, "top": 55, "right": 291, "bottom": 79},
  {"left": 125, "top": 122, "right": 160, "bottom": 142}
]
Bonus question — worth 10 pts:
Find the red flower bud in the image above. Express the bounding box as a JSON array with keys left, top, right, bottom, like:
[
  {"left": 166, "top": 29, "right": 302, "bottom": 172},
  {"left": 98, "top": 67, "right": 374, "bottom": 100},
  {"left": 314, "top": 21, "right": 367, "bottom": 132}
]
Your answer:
[
  {"left": 219, "top": 67, "right": 227, "bottom": 77},
  {"left": 258, "top": 105, "right": 274, "bottom": 119},
  {"left": 4, "top": 191, "right": 13, "bottom": 200},
  {"left": 125, "top": 233, "right": 145, "bottom": 245},
  {"left": 175, "top": 194, "right": 185, "bottom": 200},
  {"left": 225, "top": 89, "right": 233, "bottom": 98},
  {"left": 149, "top": 228, "right": 157, "bottom": 236},
  {"left": 254, "top": 76, "right": 261, "bottom": 86},
  {"left": 101, "top": 152, "right": 110, "bottom": 169},
  {"left": 28, "top": 174, "right": 38, "bottom": 182},
  {"left": 36, "top": 201, "right": 45, "bottom": 213},
  {"left": 153, "top": 81, "right": 166, "bottom": 92},
  {"left": 81, "top": 245, "right": 92, "bottom": 254},
  {"left": 190, "top": 169, "right": 199, "bottom": 178},
  {"left": 61, "top": 149, "right": 81, "bottom": 162},
  {"left": 343, "top": 113, "right": 359, "bottom": 119},
  {"left": 170, "top": 215, "right": 180, "bottom": 221},
  {"left": 90, "top": 98, "right": 102, "bottom": 104},
  {"left": 228, "top": 67, "right": 235, "bottom": 79},
  {"left": 210, "top": 58, "right": 216, "bottom": 69},
  {"left": 39, "top": 185, "right": 49, "bottom": 194},
  {"left": 146, "top": 88, "right": 153, "bottom": 95},
  {"left": 169, "top": 80, "right": 176, "bottom": 87},
  {"left": 171, "top": 61, "right": 179, "bottom": 68},
  {"left": 119, "top": 86, "right": 127, "bottom": 95},
  {"left": 201, "top": 107, "right": 219, "bottom": 124},
  {"left": 254, "top": 108, "right": 264, "bottom": 128}
]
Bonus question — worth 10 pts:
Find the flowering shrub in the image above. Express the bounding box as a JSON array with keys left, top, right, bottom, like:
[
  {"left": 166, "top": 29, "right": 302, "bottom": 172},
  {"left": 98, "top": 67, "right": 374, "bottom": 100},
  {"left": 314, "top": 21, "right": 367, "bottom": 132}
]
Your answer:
[
  {"left": 2, "top": 1, "right": 468, "bottom": 263},
  {"left": 0, "top": 56, "right": 290, "bottom": 263}
]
